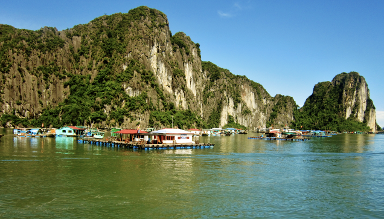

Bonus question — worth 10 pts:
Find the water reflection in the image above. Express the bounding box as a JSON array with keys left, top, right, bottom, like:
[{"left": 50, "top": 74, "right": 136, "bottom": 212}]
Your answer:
[
  {"left": 306, "top": 134, "right": 376, "bottom": 153},
  {"left": 55, "top": 137, "right": 75, "bottom": 150},
  {"left": 340, "top": 133, "right": 375, "bottom": 153}
]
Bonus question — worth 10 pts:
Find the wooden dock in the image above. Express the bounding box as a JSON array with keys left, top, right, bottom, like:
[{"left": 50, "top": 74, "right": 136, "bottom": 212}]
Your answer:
[
  {"left": 248, "top": 137, "right": 310, "bottom": 141},
  {"left": 77, "top": 138, "right": 215, "bottom": 150}
]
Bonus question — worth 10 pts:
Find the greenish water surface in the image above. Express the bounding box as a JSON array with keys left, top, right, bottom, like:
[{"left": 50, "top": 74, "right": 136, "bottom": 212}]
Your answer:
[{"left": 1, "top": 128, "right": 383, "bottom": 218}]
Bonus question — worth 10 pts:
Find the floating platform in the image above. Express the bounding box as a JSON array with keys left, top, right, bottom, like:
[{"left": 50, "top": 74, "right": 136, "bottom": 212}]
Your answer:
[
  {"left": 77, "top": 139, "right": 215, "bottom": 150},
  {"left": 248, "top": 137, "right": 310, "bottom": 141}
]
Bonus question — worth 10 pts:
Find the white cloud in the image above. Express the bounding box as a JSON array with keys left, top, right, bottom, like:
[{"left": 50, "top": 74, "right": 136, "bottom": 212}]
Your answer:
[
  {"left": 234, "top": 2, "right": 242, "bottom": 10},
  {"left": 217, "top": 10, "right": 233, "bottom": 18},
  {"left": 376, "top": 111, "right": 384, "bottom": 128},
  {"left": 218, "top": 1, "right": 251, "bottom": 18}
]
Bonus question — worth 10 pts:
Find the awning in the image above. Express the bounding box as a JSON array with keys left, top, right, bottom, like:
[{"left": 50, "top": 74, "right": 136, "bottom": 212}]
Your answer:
[
  {"left": 115, "top": 129, "right": 148, "bottom": 134},
  {"left": 68, "top": 126, "right": 86, "bottom": 130}
]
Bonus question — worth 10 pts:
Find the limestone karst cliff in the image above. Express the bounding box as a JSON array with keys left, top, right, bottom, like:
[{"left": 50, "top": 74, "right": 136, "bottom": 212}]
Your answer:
[
  {"left": 0, "top": 7, "right": 376, "bottom": 132},
  {"left": 0, "top": 6, "right": 296, "bottom": 129},
  {"left": 293, "top": 72, "right": 377, "bottom": 132}
]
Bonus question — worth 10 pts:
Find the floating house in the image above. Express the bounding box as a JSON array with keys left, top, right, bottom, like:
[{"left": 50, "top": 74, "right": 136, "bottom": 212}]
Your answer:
[
  {"left": 14, "top": 128, "right": 40, "bottom": 137},
  {"left": 114, "top": 129, "right": 148, "bottom": 142},
  {"left": 151, "top": 128, "right": 194, "bottom": 144},
  {"left": 14, "top": 128, "right": 56, "bottom": 137}
]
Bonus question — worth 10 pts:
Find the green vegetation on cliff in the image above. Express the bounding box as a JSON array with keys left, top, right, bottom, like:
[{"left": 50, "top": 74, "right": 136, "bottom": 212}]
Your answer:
[
  {"left": 3, "top": 6, "right": 373, "bottom": 132},
  {"left": 0, "top": 25, "right": 65, "bottom": 74},
  {"left": 0, "top": 6, "right": 210, "bottom": 129},
  {"left": 223, "top": 115, "right": 247, "bottom": 130},
  {"left": 292, "top": 72, "right": 375, "bottom": 132},
  {"left": 149, "top": 109, "right": 205, "bottom": 130},
  {"left": 266, "top": 95, "right": 296, "bottom": 128}
]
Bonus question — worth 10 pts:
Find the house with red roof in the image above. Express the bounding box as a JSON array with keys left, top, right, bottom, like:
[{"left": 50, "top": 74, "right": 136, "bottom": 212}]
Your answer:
[{"left": 114, "top": 129, "right": 148, "bottom": 142}]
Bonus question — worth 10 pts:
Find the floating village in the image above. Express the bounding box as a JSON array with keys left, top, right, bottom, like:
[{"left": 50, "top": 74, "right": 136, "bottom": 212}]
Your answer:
[
  {"left": 12, "top": 126, "right": 215, "bottom": 150},
  {"left": 248, "top": 129, "right": 337, "bottom": 141},
  {"left": 9, "top": 124, "right": 360, "bottom": 150}
]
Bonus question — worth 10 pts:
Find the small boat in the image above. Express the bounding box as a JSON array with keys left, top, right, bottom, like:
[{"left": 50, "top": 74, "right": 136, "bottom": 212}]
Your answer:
[
  {"left": 56, "top": 127, "right": 77, "bottom": 137},
  {"left": 93, "top": 131, "right": 105, "bottom": 139},
  {"left": 84, "top": 129, "right": 105, "bottom": 139}
]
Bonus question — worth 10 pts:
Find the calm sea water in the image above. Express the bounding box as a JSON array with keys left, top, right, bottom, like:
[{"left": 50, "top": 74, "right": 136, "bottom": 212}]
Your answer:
[{"left": 1, "top": 128, "right": 383, "bottom": 218}]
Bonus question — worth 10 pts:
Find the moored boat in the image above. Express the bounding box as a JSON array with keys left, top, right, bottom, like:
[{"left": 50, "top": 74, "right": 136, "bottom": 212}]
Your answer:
[
  {"left": 93, "top": 131, "right": 105, "bottom": 139},
  {"left": 56, "top": 127, "right": 77, "bottom": 137}
]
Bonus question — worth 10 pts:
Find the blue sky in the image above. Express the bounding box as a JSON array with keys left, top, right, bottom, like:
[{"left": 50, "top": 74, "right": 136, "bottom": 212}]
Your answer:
[{"left": 1, "top": 0, "right": 384, "bottom": 127}]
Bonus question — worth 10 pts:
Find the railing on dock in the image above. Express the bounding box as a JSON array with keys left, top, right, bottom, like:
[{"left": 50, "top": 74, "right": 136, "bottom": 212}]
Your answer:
[{"left": 77, "top": 138, "right": 215, "bottom": 150}]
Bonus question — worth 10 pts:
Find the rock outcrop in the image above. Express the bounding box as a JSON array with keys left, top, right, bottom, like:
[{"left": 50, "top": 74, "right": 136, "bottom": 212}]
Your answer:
[{"left": 298, "top": 72, "right": 376, "bottom": 132}]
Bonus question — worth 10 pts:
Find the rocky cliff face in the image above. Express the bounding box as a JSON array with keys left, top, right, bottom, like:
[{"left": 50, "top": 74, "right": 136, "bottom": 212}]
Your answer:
[
  {"left": 332, "top": 72, "right": 376, "bottom": 131},
  {"left": 0, "top": 6, "right": 297, "bottom": 129},
  {"left": 299, "top": 72, "right": 376, "bottom": 132},
  {"left": 1, "top": 8, "right": 376, "bottom": 132}
]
